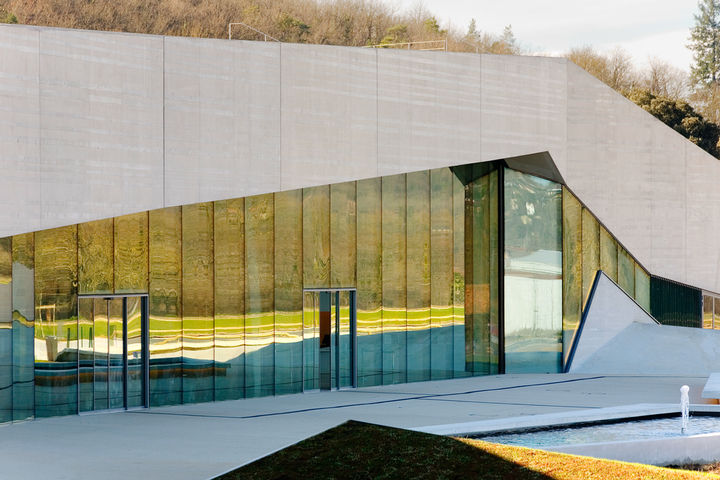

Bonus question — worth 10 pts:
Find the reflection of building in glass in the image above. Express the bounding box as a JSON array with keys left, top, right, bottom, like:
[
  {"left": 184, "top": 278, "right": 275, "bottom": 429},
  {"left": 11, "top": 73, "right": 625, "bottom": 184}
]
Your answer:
[
  {"left": 0, "top": 163, "right": 654, "bottom": 420},
  {"left": 0, "top": 24, "right": 716, "bottom": 423}
]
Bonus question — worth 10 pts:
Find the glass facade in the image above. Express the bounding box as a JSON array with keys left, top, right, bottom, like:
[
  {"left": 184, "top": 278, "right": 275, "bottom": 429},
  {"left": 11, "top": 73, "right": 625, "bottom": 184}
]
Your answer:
[{"left": 0, "top": 161, "right": 674, "bottom": 422}]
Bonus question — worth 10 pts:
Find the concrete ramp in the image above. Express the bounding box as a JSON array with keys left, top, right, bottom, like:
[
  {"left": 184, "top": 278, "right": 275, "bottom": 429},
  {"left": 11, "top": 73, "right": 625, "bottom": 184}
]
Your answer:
[{"left": 568, "top": 271, "right": 720, "bottom": 375}]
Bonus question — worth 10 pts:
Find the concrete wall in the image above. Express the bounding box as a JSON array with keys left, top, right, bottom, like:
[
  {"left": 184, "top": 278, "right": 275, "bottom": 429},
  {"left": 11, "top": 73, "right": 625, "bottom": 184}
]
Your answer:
[{"left": 2, "top": 24, "right": 720, "bottom": 293}]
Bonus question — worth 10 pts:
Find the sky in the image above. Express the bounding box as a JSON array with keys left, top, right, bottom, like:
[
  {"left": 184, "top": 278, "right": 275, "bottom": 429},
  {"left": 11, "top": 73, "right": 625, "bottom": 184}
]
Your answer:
[{"left": 394, "top": 0, "right": 698, "bottom": 72}]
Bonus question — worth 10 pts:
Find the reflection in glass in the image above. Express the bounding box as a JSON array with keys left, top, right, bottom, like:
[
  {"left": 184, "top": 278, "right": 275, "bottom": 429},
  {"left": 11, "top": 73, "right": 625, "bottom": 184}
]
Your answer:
[
  {"left": 115, "top": 212, "right": 149, "bottom": 294},
  {"left": 704, "top": 295, "right": 714, "bottom": 329},
  {"left": 245, "top": 194, "right": 275, "bottom": 397},
  {"left": 34, "top": 226, "right": 78, "bottom": 417},
  {"left": 0, "top": 237, "right": 11, "bottom": 422},
  {"left": 78, "top": 219, "right": 113, "bottom": 295},
  {"left": 356, "top": 178, "right": 382, "bottom": 386},
  {"left": 126, "top": 297, "right": 144, "bottom": 408},
  {"left": 618, "top": 247, "right": 635, "bottom": 297},
  {"left": 330, "top": 182, "right": 357, "bottom": 288},
  {"left": 214, "top": 199, "right": 245, "bottom": 401},
  {"left": 93, "top": 298, "right": 108, "bottom": 410},
  {"left": 504, "top": 169, "right": 562, "bottom": 373},
  {"left": 182, "top": 203, "right": 215, "bottom": 404},
  {"left": 303, "top": 186, "right": 330, "bottom": 289},
  {"left": 108, "top": 298, "right": 124, "bottom": 409},
  {"left": 581, "top": 208, "right": 600, "bottom": 305},
  {"left": 406, "top": 171, "right": 430, "bottom": 383},
  {"left": 381, "top": 174, "right": 407, "bottom": 385},
  {"left": 303, "top": 291, "right": 319, "bottom": 390},
  {"left": 451, "top": 169, "right": 467, "bottom": 377},
  {"left": 12, "top": 233, "right": 34, "bottom": 421},
  {"left": 148, "top": 207, "right": 183, "bottom": 406},
  {"left": 634, "top": 264, "right": 651, "bottom": 312},
  {"left": 274, "top": 191, "right": 303, "bottom": 395},
  {"left": 430, "top": 168, "right": 454, "bottom": 380},
  {"left": 599, "top": 227, "right": 618, "bottom": 282},
  {"left": 77, "top": 298, "right": 93, "bottom": 412},
  {"left": 715, "top": 297, "right": 720, "bottom": 330},
  {"left": 562, "top": 189, "right": 582, "bottom": 367}
]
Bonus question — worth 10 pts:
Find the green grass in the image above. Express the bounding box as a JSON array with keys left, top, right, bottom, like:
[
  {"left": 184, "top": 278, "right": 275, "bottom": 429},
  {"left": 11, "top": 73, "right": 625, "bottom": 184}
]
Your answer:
[{"left": 216, "top": 421, "right": 717, "bottom": 479}]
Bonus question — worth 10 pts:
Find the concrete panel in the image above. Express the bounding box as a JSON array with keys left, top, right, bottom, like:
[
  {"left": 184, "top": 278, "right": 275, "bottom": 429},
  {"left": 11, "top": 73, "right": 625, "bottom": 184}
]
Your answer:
[
  {"left": 480, "top": 54, "right": 567, "bottom": 172},
  {"left": 0, "top": 25, "right": 40, "bottom": 237},
  {"left": 377, "top": 50, "right": 482, "bottom": 175},
  {"left": 164, "top": 37, "right": 281, "bottom": 206},
  {"left": 280, "top": 44, "right": 377, "bottom": 189},
  {"left": 37, "top": 27, "right": 164, "bottom": 230}
]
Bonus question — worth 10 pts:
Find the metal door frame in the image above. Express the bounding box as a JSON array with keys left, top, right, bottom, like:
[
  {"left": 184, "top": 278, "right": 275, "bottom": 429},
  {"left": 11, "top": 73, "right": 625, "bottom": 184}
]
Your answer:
[
  {"left": 302, "top": 288, "right": 357, "bottom": 390},
  {"left": 77, "top": 294, "right": 149, "bottom": 413}
]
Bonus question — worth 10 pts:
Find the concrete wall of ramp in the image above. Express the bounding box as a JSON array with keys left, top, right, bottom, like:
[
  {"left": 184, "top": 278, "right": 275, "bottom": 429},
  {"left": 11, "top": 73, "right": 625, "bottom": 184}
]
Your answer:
[
  {"left": 2, "top": 23, "right": 720, "bottom": 294},
  {"left": 569, "top": 272, "right": 720, "bottom": 375}
]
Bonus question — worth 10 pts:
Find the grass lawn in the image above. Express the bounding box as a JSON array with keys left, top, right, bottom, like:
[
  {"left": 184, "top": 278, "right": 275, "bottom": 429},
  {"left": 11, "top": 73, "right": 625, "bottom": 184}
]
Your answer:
[{"left": 216, "top": 420, "right": 717, "bottom": 479}]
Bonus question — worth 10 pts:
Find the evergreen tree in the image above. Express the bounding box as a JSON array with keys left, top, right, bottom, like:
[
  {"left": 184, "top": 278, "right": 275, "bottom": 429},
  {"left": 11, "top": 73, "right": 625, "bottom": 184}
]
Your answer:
[{"left": 689, "top": 0, "right": 720, "bottom": 87}]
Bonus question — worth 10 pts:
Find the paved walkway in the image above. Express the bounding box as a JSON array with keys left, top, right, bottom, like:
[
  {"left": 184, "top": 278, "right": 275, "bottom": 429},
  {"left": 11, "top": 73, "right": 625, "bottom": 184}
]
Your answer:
[{"left": 0, "top": 374, "right": 708, "bottom": 479}]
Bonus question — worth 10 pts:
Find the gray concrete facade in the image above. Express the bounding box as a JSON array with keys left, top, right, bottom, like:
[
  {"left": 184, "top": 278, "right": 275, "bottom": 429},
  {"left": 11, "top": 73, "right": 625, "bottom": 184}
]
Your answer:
[{"left": 2, "top": 24, "right": 720, "bottom": 292}]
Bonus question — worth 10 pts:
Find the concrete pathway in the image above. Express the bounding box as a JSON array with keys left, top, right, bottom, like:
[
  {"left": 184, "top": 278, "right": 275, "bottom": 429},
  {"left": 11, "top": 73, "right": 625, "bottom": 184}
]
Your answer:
[{"left": 0, "top": 374, "right": 708, "bottom": 479}]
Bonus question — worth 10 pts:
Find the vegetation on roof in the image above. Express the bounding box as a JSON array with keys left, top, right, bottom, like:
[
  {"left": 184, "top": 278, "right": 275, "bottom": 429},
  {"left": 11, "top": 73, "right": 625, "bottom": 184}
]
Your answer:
[{"left": 217, "top": 420, "right": 717, "bottom": 479}]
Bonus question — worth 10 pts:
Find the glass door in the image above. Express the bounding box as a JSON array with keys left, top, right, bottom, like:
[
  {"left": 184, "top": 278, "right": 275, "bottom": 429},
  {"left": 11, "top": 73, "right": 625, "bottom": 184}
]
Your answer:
[
  {"left": 78, "top": 295, "right": 148, "bottom": 412},
  {"left": 302, "top": 289, "right": 356, "bottom": 391}
]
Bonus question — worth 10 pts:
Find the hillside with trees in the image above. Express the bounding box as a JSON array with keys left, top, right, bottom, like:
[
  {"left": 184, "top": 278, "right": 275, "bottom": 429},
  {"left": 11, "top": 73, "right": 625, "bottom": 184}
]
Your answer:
[{"left": 2, "top": 0, "right": 720, "bottom": 158}]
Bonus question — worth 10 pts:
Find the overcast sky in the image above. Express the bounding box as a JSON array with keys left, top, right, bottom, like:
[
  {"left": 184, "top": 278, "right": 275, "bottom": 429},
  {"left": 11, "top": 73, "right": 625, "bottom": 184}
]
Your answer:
[{"left": 394, "top": 0, "right": 698, "bottom": 72}]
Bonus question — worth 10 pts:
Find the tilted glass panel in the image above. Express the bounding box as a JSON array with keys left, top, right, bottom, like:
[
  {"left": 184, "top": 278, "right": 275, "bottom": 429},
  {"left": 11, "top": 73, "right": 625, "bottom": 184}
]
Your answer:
[
  {"left": 77, "top": 297, "right": 93, "bottom": 412},
  {"left": 504, "top": 168, "right": 562, "bottom": 373},
  {"left": 114, "top": 212, "right": 149, "bottom": 294},
  {"left": 715, "top": 297, "right": 720, "bottom": 330},
  {"left": 330, "top": 182, "right": 357, "bottom": 288},
  {"left": 599, "top": 226, "right": 618, "bottom": 282},
  {"left": 108, "top": 298, "right": 124, "bottom": 409},
  {"left": 430, "top": 168, "right": 454, "bottom": 380},
  {"left": 356, "top": 178, "right": 382, "bottom": 387},
  {"left": 303, "top": 186, "right": 330, "bottom": 289},
  {"left": 634, "top": 264, "right": 651, "bottom": 312},
  {"left": 302, "top": 292, "right": 319, "bottom": 390},
  {"left": 618, "top": 247, "right": 635, "bottom": 297},
  {"left": 213, "top": 199, "right": 245, "bottom": 401},
  {"left": 451, "top": 169, "right": 467, "bottom": 377},
  {"left": 148, "top": 207, "right": 183, "bottom": 406},
  {"left": 0, "top": 237, "right": 11, "bottom": 422},
  {"left": 381, "top": 174, "right": 407, "bottom": 385},
  {"left": 182, "top": 203, "right": 215, "bottom": 404},
  {"left": 126, "top": 297, "right": 143, "bottom": 408},
  {"left": 12, "top": 233, "right": 34, "bottom": 421},
  {"left": 78, "top": 219, "right": 113, "bottom": 295},
  {"left": 245, "top": 194, "right": 275, "bottom": 397},
  {"left": 581, "top": 208, "right": 600, "bottom": 308},
  {"left": 274, "top": 190, "right": 303, "bottom": 395},
  {"left": 561, "top": 188, "right": 582, "bottom": 368},
  {"left": 93, "top": 298, "right": 108, "bottom": 410},
  {"left": 406, "top": 170, "right": 431, "bottom": 383},
  {"left": 34, "top": 226, "right": 78, "bottom": 417},
  {"left": 704, "top": 295, "right": 714, "bottom": 329}
]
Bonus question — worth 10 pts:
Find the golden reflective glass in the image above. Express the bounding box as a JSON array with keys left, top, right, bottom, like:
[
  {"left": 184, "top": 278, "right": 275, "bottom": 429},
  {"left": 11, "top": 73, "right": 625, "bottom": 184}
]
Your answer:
[
  {"left": 12, "top": 232, "right": 34, "bottom": 421},
  {"left": 618, "top": 247, "right": 635, "bottom": 297},
  {"left": 562, "top": 189, "right": 582, "bottom": 366},
  {"left": 34, "top": 225, "right": 78, "bottom": 416},
  {"left": 245, "top": 194, "right": 275, "bottom": 397},
  {"left": 182, "top": 203, "right": 215, "bottom": 404},
  {"left": 599, "top": 226, "right": 618, "bottom": 282},
  {"left": 302, "top": 186, "right": 330, "bottom": 288},
  {"left": 581, "top": 208, "right": 600, "bottom": 307},
  {"left": 148, "top": 207, "right": 183, "bottom": 406},
  {"left": 356, "top": 178, "right": 382, "bottom": 386},
  {"left": 330, "top": 182, "right": 357, "bottom": 288},
  {"left": 704, "top": 295, "right": 714, "bottom": 329},
  {"left": 714, "top": 297, "right": 720, "bottom": 330},
  {"left": 430, "top": 168, "right": 454, "bottom": 379},
  {"left": 452, "top": 168, "right": 467, "bottom": 377},
  {"left": 213, "top": 198, "right": 245, "bottom": 401},
  {"left": 381, "top": 174, "right": 407, "bottom": 384},
  {"left": 0, "top": 237, "right": 11, "bottom": 422},
  {"left": 274, "top": 190, "right": 303, "bottom": 395},
  {"left": 114, "top": 212, "right": 149, "bottom": 294},
  {"left": 78, "top": 219, "right": 113, "bottom": 294},
  {"left": 634, "top": 264, "right": 651, "bottom": 312},
  {"left": 406, "top": 170, "right": 430, "bottom": 382},
  {"left": 77, "top": 297, "right": 93, "bottom": 412}
]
